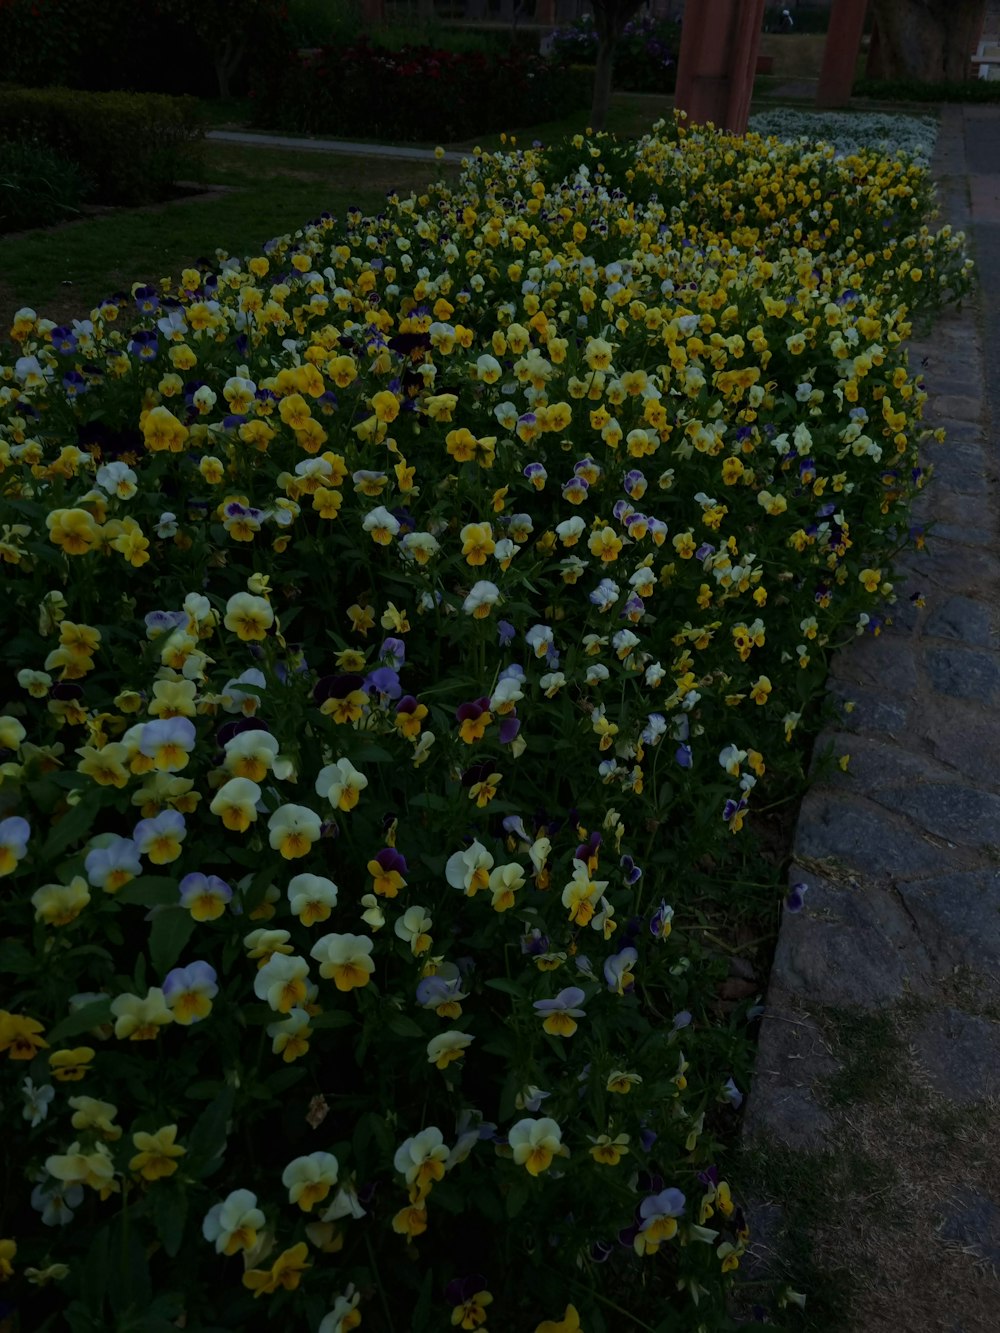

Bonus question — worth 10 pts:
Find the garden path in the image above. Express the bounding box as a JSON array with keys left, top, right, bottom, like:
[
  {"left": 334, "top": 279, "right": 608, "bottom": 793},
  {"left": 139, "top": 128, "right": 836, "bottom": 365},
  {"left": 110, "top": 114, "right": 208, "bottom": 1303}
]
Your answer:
[
  {"left": 206, "top": 130, "right": 466, "bottom": 165},
  {"left": 743, "top": 103, "right": 1000, "bottom": 1333}
]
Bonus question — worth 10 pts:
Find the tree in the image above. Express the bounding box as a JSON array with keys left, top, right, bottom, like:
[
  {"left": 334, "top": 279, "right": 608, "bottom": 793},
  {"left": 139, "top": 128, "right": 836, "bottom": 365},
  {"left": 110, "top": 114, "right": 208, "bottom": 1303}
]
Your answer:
[
  {"left": 152, "top": 0, "right": 291, "bottom": 100},
  {"left": 589, "top": 0, "right": 646, "bottom": 130},
  {"left": 869, "top": 0, "right": 986, "bottom": 82}
]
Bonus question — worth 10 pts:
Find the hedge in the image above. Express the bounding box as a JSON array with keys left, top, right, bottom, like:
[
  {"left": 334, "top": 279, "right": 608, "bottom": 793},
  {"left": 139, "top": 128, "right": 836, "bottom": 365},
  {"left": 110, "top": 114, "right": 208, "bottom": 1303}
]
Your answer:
[
  {"left": 248, "top": 40, "right": 590, "bottom": 142},
  {"left": 0, "top": 87, "right": 203, "bottom": 207}
]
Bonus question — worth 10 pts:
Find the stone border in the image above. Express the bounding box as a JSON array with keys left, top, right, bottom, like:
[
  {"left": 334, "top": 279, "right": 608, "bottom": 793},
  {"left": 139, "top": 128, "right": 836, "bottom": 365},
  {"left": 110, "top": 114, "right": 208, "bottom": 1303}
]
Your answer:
[{"left": 741, "top": 102, "right": 1000, "bottom": 1314}]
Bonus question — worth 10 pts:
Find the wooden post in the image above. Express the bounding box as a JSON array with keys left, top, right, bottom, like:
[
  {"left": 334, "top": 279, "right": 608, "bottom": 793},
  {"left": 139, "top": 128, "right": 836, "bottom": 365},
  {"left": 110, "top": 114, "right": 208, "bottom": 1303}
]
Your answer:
[
  {"left": 673, "top": 0, "right": 766, "bottom": 134},
  {"left": 361, "top": 0, "right": 386, "bottom": 25},
  {"left": 816, "top": 0, "right": 869, "bottom": 108}
]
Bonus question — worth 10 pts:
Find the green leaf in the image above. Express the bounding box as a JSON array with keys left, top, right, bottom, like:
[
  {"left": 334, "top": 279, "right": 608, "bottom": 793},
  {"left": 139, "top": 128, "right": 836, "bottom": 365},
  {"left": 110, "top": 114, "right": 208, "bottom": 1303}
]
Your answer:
[
  {"left": 79, "top": 1225, "right": 110, "bottom": 1313},
  {"left": 243, "top": 861, "right": 277, "bottom": 913},
  {"left": 264, "top": 1066, "right": 307, "bottom": 1095},
  {"left": 47, "top": 998, "right": 113, "bottom": 1044},
  {"left": 485, "top": 978, "right": 526, "bottom": 998},
  {"left": 25, "top": 777, "right": 62, "bottom": 814},
  {"left": 239, "top": 1003, "right": 279, "bottom": 1026},
  {"left": 106, "top": 1214, "right": 152, "bottom": 1318},
  {"left": 0, "top": 938, "right": 36, "bottom": 975},
  {"left": 309, "top": 1009, "right": 354, "bottom": 1030},
  {"left": 41, "top": 791, "right": 102, "bottom": 860},
  {"left": 186, "top": 1085, "right": 235, "bottom": 1177},
  {"left": 505, "top": 1180, "right": 530, "bottom": 1218},
  {"left": 352, "top": 743, "right": 394, "bottom": 763},
  {"left": 150, "top": 1183, "right": 188, "bottom": 1258},
  {"left": 116, "top": 876, "right": 180, "bottom": 907},
  {"left": 148, "top": 908, "right": 197, "bottom": 975},
  {"left": 408, "top": 793, "right": 452, "bottom": 810},
  {"left": 186, "top": 1080, "right": 224, "bottom": 1100},
  {"left": 411, "top": 1267, "right": 435, "bottom": 1333},
  {"left": 385, "top": 1013, "right": 424, "bottom": 1039}
]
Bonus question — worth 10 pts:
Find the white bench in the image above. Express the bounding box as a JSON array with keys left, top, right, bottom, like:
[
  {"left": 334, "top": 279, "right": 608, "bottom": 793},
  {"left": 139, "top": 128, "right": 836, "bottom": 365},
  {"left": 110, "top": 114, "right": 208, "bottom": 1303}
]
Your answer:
[{"left": 971, "top": 40, "right": 1000, "bottom": 80}]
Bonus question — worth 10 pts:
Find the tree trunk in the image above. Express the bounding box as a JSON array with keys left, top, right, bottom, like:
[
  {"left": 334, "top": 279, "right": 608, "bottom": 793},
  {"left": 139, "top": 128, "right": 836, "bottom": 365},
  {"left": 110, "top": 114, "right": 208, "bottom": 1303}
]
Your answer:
[
  {"left": 591, "top": 34, "right": 617, "bottom": 129},
  {"left": 588, "top": 0, "right": 644, "bottom": 130},
  {"left": 215, "top": 33, "right": 247, "bottom": 101},
  {"left": 870, "top": 0, "right": 985, "bottom": 81}
]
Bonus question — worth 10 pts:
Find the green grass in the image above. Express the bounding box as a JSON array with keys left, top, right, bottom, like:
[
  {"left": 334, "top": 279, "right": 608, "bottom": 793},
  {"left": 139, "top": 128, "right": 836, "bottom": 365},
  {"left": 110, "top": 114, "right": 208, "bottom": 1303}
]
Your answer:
[
  {"left": 0, "top": 145, "right": 459, "bottom": 330},
  {"left": 820, "top": 1009, "right": 910, "bottom": 1110},
  {"left": 0, "top": 90, "right": 681, "bottom": 331},
  {"left": 734, "top": 1142, "right": 896, "bottom": 1332}
]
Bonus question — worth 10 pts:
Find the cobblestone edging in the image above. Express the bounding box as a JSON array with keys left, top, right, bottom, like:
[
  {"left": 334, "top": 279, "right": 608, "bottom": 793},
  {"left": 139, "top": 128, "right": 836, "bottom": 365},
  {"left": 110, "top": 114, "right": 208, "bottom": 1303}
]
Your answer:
[{"left": 742, "top": 105, "right": 1000, "bottom": 1330}]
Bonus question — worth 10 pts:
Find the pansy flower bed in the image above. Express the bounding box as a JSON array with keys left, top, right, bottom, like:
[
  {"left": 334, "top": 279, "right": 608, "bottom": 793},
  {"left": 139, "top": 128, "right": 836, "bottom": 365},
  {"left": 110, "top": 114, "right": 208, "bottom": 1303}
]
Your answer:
[{"left": 0, "top": 117, "right": 971, "bottom": 1332}]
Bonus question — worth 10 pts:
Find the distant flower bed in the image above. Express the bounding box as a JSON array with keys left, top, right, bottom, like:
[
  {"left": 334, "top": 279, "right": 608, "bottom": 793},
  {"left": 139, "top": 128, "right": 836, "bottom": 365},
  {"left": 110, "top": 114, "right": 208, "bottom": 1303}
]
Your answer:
[
  {"left": 249, "top": 38, "right": 589, "bottom": 141},
  {"left": 549, "top": 15, "right": 680, "bottom": 93},
  {"left": 0, "top": 116, "right": 972, "bottom": 1331},
  {"left": 748, "top": 108, "right": 939, "bottom": 164}
]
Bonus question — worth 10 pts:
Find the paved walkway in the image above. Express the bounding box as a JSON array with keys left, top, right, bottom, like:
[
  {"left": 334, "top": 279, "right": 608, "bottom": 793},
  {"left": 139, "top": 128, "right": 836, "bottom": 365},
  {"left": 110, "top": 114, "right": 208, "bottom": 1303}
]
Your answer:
[
  {"left": 743, "top": 105, "right": 1000, "bottom": 1333},
  {"left": 207, "top": 129, "right": 467, "bottom": 165}
]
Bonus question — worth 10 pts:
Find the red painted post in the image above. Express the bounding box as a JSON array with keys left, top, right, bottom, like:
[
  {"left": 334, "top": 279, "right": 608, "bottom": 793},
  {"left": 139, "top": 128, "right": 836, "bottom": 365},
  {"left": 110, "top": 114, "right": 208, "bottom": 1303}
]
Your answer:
[
  {"left": 673, "top": 0, "right": 767, "bottom": 135},
  {"left": 816, "top": 0, "right": 870, "bottom": 108},
  {"left": 536, "top": 0, "right": 557, "bottom": 24}
]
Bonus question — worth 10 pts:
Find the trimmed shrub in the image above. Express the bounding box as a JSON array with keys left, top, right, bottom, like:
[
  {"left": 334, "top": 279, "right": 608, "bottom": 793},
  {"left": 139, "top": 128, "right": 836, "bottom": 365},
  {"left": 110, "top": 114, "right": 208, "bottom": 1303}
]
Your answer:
[
  {"left": 0, "top": 138, "right": 93, "bottom": 232},
  {"left": 248, "top": 39, "right": 590, "bottom": 141},
  {"left": 0, "top": 87, "right": 203, "bottom": 206},
  {"left": 854, "top": 77, "right": 1000, "bottom": 103}
]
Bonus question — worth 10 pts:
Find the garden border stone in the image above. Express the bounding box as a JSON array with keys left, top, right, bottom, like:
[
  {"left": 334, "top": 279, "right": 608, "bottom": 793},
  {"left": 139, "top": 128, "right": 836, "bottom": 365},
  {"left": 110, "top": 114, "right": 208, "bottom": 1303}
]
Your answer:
[{"left": 741, "top": 102, "right": 1000, "bottom": 1325}]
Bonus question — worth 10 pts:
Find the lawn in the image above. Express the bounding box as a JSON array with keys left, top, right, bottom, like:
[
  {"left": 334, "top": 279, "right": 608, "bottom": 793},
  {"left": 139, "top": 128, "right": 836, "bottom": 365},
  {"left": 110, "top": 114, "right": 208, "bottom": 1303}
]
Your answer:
[
  {"left": 0, "top": 146, "right": 460, "bottom": 332},
  {"left": 0, "top": 91, "right": 685, "bottom": 334}
]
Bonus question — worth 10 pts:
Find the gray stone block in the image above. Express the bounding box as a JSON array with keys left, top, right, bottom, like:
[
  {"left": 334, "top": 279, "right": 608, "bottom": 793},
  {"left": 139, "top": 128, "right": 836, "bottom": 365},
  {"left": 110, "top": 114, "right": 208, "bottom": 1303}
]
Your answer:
[
  {"left": 897, "top": 870, "right": 1000, "bottom": 995},
  {"left": 797, "top": 794, "right": 963, "bottom": 878},
  {"left": 829, "top": 634, "right": 919, "bottom": 696},
  {"left": 919, "top": 448, "right": 987, "bottom": 492},
  {"left": 819, "top": 734, "right": 943, "bottom": 792},
  {"left": 879, "top": 782, "right": 1000, "bottom": 849},
  {"left": 827, "top": 686, "right": 909, "bottom": 738},
  {"left": 898, "top": 544, "right": 1000, "bottom": 597},
  {"left": 926, "top": 524, "right": 995, "bottom": 547},
  {"left": 773, "top": 871, "right": 931, "bottom": 1008},
  {"left": 923, "top": 699, "right": 1000, "bottom": 788},
  {"left": 925, "top": 646, "right": 1000, "bottom": 703},
  {"left": 925, "top": 596, "right": 996, "bottom": 647},
  {"left": 743, "top": 999, "right": 839, "bottom": 1151}
]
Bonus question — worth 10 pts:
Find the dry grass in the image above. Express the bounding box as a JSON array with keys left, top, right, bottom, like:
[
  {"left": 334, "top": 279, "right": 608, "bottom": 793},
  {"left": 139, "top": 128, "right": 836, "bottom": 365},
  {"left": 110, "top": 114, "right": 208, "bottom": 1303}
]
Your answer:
[{"left": 747, "top": 1000, "right": 1000, "bottom": 1332}]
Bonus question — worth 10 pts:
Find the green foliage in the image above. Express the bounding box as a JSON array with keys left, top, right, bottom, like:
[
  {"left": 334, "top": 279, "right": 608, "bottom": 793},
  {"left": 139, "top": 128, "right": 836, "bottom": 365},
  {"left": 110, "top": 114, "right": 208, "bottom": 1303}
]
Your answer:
[
  {"left": 249, "top": 41, "right": 589, "bottom": 142},
  {"left": 283, "top": 0, "right": 362, "bottom": 46},
  {"left": 0, "top": 0, "right": 292, "bottom": 98},
  {"left": 855, "top": 77, "right": 1000, "bottom": 102},
  {"left": 549, "top": 13, "right": 681, "bottom": 92},
  {"left": 0, "top": 87, "right": 204, "bottom": 206},
  {"left": 0, "top": 137, "right": 93, "bottom": 233}
]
